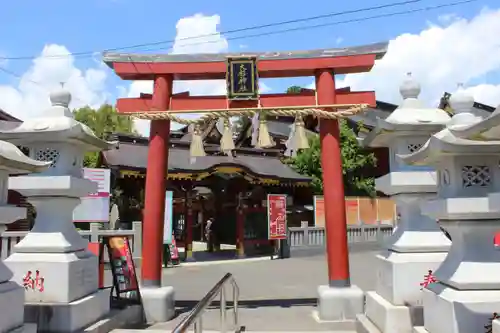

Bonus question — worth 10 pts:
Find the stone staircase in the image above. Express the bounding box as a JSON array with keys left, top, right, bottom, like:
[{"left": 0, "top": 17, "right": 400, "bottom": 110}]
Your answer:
[{"left": 110, "top": 305, "right": 357, "bottom": 332}]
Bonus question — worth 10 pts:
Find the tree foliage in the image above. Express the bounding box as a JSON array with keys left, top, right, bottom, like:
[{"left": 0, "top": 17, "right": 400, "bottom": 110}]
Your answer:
[
  {"left": 286, "top": 85, "right": 302, "bottom": 94},
  {"left": 73, "top": 104, "right": 136, "bottom": 167},
  {"left": 284, "top": 87, "right": 377, "bottom": 197}
]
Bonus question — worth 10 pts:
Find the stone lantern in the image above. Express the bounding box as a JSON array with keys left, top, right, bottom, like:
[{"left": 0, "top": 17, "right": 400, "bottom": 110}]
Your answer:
[
  {"left": 0, "top": 88, "right": 115, "bottom": 332},
  {"left": 0, "top": 142, "right": 49, "bottom": 333},
  {"left": 400, "top": 88, "right": 500, "bottom": 333},
  {"left": 356, "top": 74, "right": 452, "bottom": 333}
]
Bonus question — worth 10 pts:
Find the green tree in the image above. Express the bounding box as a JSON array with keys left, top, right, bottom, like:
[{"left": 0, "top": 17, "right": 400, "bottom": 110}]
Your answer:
[
  {"left": 73, "top": 104, "right": 136, "bottom": 167},
  {"left": 284, "top": 85, "right": 376, "bottom": 196},
  {"left": 286, "top": 85, "right": 302, "bottom": 94},
  {"left": 286, "top": 121, "right": 376, "bottom": 196}
]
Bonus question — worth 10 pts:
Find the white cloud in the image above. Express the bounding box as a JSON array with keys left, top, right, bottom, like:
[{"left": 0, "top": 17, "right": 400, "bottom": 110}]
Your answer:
[
  {"left": 128, "top": 14, "right": 230, "bottom": 135},
  {"left": 0, "top": 44, "right": 109, "bottom": 119},
  {"left": 309, "top": 8, "right": 500, "bottom": 109},
  {"left": 128, "top": 13, "right": 272, "bottom": 136}
]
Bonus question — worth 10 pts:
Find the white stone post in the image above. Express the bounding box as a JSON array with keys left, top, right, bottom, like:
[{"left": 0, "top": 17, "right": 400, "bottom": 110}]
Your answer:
[
  {"left": 0, "top": 89, "right": 115, "bottom": 332},
  {"left": 400, "top": 88, "right": 500, "bottom": 333},
  {"left": 356, "top": 74, "right": 451, "bottom": 333},
  {"left": 0, "top": 141, "right": 49, "bottom": 333}
]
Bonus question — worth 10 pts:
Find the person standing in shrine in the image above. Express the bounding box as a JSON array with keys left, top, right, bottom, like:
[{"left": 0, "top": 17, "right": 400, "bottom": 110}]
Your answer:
[{"left": 205, "top": 217, "right": 214, "bottom": 252}]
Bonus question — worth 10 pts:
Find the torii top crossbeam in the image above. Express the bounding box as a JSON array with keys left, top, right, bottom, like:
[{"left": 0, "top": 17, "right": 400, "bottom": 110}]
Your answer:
[
  {"left": 103, "top": 42, "right": 388, "bottom": 115},
  {"left": 103, "top": 42, "right": 387, "bottom": 80}
]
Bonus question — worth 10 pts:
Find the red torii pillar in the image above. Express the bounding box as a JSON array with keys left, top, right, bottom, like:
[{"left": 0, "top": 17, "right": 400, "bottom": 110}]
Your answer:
[
  {"left": 316, "top": 69, "right": 364, "bottom": 321},
  {"left": 142, "top": 74, "right": 172, "bottom": 287},
  {"left": 316, "top": 70, "right": 350, "bottom": 288}
]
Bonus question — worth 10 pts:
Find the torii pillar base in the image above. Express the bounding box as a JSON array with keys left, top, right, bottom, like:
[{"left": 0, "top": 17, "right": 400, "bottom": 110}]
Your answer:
[
  {"left": 317, "top": 285, "right": 364, "bottom": 322},
  {"left": 141, "top": 286, "right": 176, "bottom": 324}
]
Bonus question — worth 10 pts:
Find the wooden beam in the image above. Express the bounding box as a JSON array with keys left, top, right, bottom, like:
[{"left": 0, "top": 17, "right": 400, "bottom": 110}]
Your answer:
[
  {"left": 116, "top": 90, "right": 376, "bottom": 113},
  {"left": 111, "top": 54, "right": 377, "bottom": 80}
]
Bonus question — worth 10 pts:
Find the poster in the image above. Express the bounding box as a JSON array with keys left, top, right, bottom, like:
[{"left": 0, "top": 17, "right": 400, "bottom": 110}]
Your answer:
[
  {"left": 73, "top": 168, "right": 111, "bottom": 222},
  {"left": 313, "top": 196, "right": 325, "bottom": 227},
  {"left": 163, "top": 191, "right": 174, "bottom": 244},
  {"left": 314, "top": 196, "right": 360, "bottom": 225},
  {"left": 106, "top": 236, "right": 139, "bottom": 293},
  {"left": 267, "top": 194, "right": 287, "bottom": 240}
]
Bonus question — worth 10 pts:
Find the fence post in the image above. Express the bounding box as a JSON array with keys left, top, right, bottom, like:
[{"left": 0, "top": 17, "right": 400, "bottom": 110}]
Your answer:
[
  {"left": 132, "top": 221, "right": 142, "bottom": 263},
  {"left": 376, "top": 222, "right": 383, "bottom": 243},
  {"left": 300, "top": 221, "right": 309, "bottom": 247},
  {"left": 361, "top": 224, "right": 367, "bottom": 242},
  {"left": 89, "top": 223, "right": 100, "bottom": 243}
]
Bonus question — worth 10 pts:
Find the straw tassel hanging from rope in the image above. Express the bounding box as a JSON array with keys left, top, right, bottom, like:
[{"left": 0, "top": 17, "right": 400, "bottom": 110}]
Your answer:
[
  {"left": 291, "top": 115, "right": 309, "bottom": 151},
  {"left": 189, "top": 124, "right": 206, "bottom": 162},
  {"left": 257, "top": 112, "right": 274, "bottom": 148},
  {"left": 220, "top": 117, "right": 235, "bottom": 157},
  {"left": 285, "top": 114, "right": 309, "bottom": 157}
]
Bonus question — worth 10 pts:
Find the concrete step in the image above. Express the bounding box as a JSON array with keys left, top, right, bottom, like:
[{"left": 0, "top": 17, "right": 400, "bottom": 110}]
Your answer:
[
  {"left": 110, "top": 305, "right": 357, "bottom": 332},
  {"left": 111, "top": 329, "right": 356, "bottom": 333},
  {"left": 139, "top": 305, "right": 356, "bottom": 332}
]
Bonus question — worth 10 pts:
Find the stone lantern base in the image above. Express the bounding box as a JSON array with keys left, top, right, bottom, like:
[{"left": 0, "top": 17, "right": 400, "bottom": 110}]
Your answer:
[
  {"left": 22, "top": 289, "right": 110, "bottom": 332},
  {"left": 415, "top": 284, "right": 500, "bottom": 333},
  {"left": 375, "top": 251, "right": 448, "bottom": 306},
  {"left": 0, "top": 280, "right": 26, "bottom": 332},
  {"left": 356, "top": 251, "right": 447, "bottom": 333},
  {"left": 6, "top": 251, "right": 111, "bottom": 332},
  {"left": 493, "top": 319, "right": 500, "bottom": 333}
]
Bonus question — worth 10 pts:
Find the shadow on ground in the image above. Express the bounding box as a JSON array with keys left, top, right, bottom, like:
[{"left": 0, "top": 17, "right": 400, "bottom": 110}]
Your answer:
[
  {"left": 174, "top": 297, "right": 317, "bottom": 316},
  {"left": 190, "top": 249, "right": 272, "bottom": 262}
]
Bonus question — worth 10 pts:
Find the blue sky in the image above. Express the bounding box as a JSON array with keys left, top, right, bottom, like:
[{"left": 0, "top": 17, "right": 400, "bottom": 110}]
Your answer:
[
  {"left": 0, "top": 0, "right": 499, "bottom": 133},
  {"left": 0, "top": 0, "right": 489, "bottom": 91}
]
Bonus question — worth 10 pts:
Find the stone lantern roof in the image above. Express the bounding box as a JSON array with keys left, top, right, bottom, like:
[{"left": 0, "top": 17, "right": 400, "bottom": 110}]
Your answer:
[
  {"left": 362, "top": 73, "right": 451, "bottom": 148},
  {"left": 0, "top": 88, "right": 116, "bottom": 151},
  {"left": 0, "top": 141, "right": 50, "bottom": 174},
  {"left": 400, "top": 87, "right": 500, "bottom": 166}
]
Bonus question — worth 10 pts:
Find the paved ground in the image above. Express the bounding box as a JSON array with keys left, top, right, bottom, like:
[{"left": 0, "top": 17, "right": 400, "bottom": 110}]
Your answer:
[
  {"left": 163, "top": 250, "right": 378, "bottom": 301},
  {"left": 114, "top": 249, "right": 379, "bottom": 332}
]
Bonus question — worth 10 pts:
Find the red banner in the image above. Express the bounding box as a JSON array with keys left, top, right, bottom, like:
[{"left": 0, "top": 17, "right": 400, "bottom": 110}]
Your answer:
[
  {"left": 267, "top": 194, "right": 287, "bottom": 240},
  {"left": 170, "top": 235, "right": 179, "bottom": 260},
  {"left": 87, "top": 242, "right": 104, "bottom": 289}
]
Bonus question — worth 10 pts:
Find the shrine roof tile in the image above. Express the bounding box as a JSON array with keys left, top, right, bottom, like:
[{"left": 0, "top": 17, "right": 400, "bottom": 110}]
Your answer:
[{"left": 102, "top": 141, "right": 311, "bottom": 182}]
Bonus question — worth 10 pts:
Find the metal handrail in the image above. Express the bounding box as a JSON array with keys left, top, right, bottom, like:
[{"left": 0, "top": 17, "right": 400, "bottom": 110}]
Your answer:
[{"left": 172, "top": 272, "right": 240, "bottom": 333}]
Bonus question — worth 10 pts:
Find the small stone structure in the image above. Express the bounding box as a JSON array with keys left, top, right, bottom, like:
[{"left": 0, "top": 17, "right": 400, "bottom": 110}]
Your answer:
[
  {"left": 1, "top": 89, "right": 115, "bottom": 332},
  {"left": 401, "top": 87, "right": 500, "bottom": 333},
  {"left": 0, "top": 142, "right": 49, "bottom": 332},
  {"left": 356, "top": 74, "right": 451, "bottom": 333}
]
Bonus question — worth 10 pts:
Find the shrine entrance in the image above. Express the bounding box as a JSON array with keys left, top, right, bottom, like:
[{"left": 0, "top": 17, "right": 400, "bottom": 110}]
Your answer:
[{"left": 103, "top": 42, "right": 387, "bottom": 298}]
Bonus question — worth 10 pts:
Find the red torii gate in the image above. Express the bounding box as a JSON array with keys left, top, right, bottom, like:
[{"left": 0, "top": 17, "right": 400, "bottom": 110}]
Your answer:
[{"left": 103, "top": 42, "right": 387, "bottom": 291}]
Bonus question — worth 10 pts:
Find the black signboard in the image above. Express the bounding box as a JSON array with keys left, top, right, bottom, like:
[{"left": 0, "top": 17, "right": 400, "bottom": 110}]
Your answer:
[
  {"left": 104, "top": 236, "right": 142, "bottom": 305},
  {"left": 226, "top": 57, "right": 259, "bottom": 100}
]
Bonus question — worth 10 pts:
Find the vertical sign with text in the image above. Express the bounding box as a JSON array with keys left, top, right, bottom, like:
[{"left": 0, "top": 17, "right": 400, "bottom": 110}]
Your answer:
[
  {"left": 163, "top": 191, "right": 174, "bottom": 244},
  {"left": 267, "top": 194, "right": 287, "bottom": 240}
]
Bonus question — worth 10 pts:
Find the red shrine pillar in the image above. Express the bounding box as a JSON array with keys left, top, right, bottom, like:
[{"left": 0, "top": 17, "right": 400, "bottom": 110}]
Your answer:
[
  {"left": 142, "top": 75, "right": 173, "bottom": 287},
  {"left": 185, "top": 198, "right": 194, "bottom": 260},
  {"left": 315, "top": 69, "right": 351, "bottom": 287}
]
